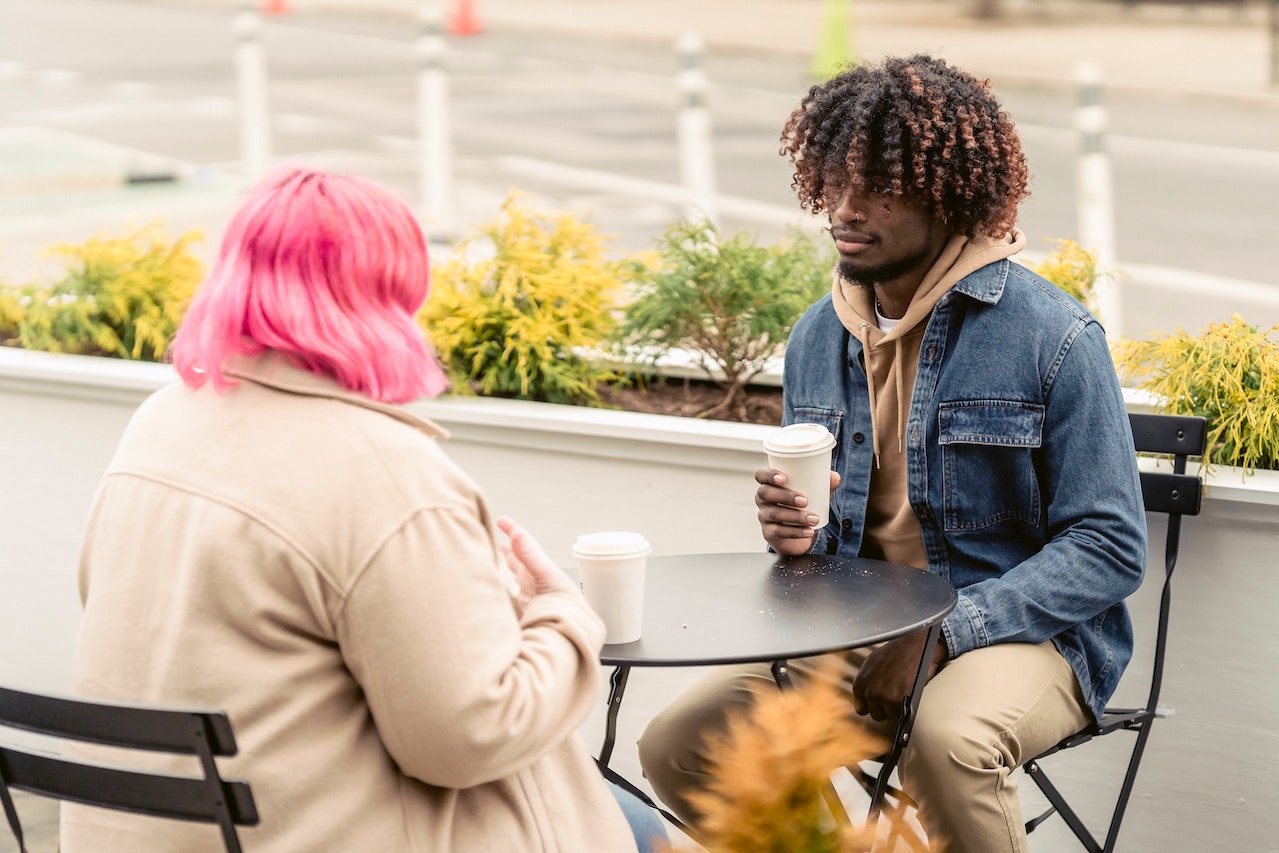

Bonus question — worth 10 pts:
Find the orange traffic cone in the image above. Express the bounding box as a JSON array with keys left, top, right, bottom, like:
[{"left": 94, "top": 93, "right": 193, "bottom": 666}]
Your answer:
[{"left": 448, "top": 0, "right": 482, "bottom": 36}]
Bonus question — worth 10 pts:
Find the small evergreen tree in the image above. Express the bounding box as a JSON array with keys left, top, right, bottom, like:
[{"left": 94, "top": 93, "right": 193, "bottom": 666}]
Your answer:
[{"left": 617, "top": 219, "right": 834, "bottom": 421}]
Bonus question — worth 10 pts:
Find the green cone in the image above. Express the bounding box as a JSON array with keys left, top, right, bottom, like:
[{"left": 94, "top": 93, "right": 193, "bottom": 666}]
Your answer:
[{"left": 811, "top": 0, "right": 856, "bottom": 81}]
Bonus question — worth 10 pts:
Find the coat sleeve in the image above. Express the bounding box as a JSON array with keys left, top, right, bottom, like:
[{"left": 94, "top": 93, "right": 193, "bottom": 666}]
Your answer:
[{"left": 334, "top": 502, "right": 606, "bottom": 789}]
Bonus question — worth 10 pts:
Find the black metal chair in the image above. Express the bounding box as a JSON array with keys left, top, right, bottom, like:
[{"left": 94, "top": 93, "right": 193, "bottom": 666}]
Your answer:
[
  {"left": 0, "top": 686, "right": 259, "bottom": 853},
  {"left": 1023, "top": 411, "right": 1207, "bottom": 851}
]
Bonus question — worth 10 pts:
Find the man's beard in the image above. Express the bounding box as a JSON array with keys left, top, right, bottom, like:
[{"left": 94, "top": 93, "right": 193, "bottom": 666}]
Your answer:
[{"left": 837, "top": 247, "right": 934, "bottom": 288}]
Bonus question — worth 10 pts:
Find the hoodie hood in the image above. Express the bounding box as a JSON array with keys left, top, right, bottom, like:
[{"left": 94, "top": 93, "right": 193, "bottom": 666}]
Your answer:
[
  {"left": 825, "top": 228, "right": 1025, "bottom": 568},
  {"left": 832, "top": 229, "right": 1026, "bottom": 345},
  {"left": 832, "top": 229, "right": 1025, "bottom": 466}
]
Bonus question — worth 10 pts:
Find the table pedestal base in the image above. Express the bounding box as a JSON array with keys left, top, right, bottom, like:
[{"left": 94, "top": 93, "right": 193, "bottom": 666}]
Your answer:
[{"left": 596, "top": 620, "right": 944, "bottom": 845}]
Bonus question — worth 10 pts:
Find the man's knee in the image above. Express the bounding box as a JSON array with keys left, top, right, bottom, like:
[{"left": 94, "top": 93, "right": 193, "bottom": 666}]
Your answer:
[
  {"left": 900, "top": 701, "right": 1006, "bottom": 783},
  {"left": 636, "top": 704, "right": 695, "bottom": 796},
  {"left": 637, "top": 665, "right": 776, "bottom": 817}
]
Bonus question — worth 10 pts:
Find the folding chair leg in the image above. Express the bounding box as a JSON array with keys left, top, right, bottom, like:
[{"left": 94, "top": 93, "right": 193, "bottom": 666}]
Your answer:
[
  {"left": 1102, "top": 723, "right": 1154, "bottom": 852},
  {"left": 1025, "top": 717, "right": 1157, "bottom": 853},
  {"left": 1, "top": 781, "right": 28, "bottom": 853},
  {"left": 1023, "top": 759, "right": 1102, "bottom": 853}
]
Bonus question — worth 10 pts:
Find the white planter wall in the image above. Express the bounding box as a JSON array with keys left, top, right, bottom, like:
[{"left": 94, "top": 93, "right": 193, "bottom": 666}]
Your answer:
[
  {"left": 2, "top": 348, "right": 1277, "bottom": 851},
  {"left": 0, "top": 352, "right": 174, "bottom": 697},
  {"left": 0, "top": 348, "right": 771, "bottom": 694},
  {"left": 404, "top": 394, "right": 773, "bottom": 565}
]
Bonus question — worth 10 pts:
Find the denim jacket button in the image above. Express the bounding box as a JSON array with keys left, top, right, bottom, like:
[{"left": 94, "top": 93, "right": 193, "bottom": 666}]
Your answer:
[
  {"left": 852, "top": 432, "right": 865, "bottom": 443},
  {"left": 841, "top": 519, "right": 853, "bottom": 531}
]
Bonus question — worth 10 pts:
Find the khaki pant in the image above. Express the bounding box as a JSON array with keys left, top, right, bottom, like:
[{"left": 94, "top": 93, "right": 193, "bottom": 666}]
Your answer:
[{"left": 637, "top": 640, "right": 1090, "bottom": 853}]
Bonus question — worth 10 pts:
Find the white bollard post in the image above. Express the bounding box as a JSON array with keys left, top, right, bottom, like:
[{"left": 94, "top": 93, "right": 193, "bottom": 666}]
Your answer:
[
  {"left": 234, "top": 0, "right": 272, "bottom": 178},
  {"left": 417, "top": 5, "right": 452, "bottom": 229},
  {"left": 676, "top": 32, "right": 717, "bottom": 226},
  {"left": 1073, "top": 62, "right": 1119, "bottom": 338},
  {"left": 1270, "top": 0, "right": 1279, "bottom": 87}
]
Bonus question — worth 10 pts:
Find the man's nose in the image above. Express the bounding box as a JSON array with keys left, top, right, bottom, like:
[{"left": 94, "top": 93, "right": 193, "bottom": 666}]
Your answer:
[{"left": 831, "top": 189, "right": 865, "bottom": 225}]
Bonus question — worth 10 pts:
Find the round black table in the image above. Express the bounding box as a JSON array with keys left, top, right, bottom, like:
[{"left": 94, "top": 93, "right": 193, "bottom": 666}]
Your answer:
[
  {"left": 600, "top": 552, "right": 957, "bottom": 666},
  {"left": 594, "top": 552, "right": 957, "bottom": 833}
]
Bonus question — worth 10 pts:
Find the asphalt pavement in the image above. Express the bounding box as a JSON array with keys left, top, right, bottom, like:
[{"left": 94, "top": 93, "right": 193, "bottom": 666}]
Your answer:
[{"left": 248, "top": 0, "right": 1279, "bottom": 106}]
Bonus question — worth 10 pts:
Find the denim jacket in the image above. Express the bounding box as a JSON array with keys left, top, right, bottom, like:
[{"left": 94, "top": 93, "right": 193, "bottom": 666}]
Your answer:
[{"left": 783, "top": 259, "right": 1147, "bottom": 719}]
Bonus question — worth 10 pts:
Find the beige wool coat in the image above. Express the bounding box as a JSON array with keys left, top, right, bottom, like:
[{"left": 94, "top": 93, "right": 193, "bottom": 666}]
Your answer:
[{"left": 62, "top": 353, "right": 637, "bottom": 852}]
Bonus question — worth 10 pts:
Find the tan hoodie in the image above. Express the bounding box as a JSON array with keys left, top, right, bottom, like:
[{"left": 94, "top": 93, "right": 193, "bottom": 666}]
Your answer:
[{"left": 830, "top": 230, "right": 1026, "bottom": 569}]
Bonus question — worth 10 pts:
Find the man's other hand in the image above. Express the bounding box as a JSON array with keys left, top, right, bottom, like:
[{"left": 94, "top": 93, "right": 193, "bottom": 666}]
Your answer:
[{"left": 852, "top": 629, "right": 949, "bottom": 722}]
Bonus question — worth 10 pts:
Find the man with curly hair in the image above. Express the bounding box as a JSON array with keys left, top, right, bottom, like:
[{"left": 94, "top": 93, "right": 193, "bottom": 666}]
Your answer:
[{"left": 638, "top": 55, "right": 1147, "bottom": 852}]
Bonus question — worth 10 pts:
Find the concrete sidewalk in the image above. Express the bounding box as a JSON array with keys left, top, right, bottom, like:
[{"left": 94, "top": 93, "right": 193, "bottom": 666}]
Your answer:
[{"left": 253, "top": 0, "right": 1279, "bottom": 106}]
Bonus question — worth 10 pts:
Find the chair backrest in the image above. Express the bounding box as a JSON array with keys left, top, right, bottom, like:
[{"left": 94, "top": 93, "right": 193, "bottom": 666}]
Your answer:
[
  {"left": 1023, "top": 412, "right": 1208, "bottom": 850},
  {"left": 0, "top": 686, "right": 258, "bottom": 853},
  {"left": 1127, "top": 411, "right": 1207, "bottom": 715}
]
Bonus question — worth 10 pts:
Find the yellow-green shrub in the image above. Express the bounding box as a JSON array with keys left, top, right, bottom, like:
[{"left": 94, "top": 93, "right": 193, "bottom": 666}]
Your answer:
[
  {"left": 419, "top": 192, "right": 631, "bottom": 405},
  {"left": 1114, "top": 315, "right": 1279, "bottom": 473},
  {"left": 1030, "top": 238, "right": 1096, "bottom": 305},
  {"left": 0, "top": 287, "right": 21, "bottom": 342},
  {"left": 0, "top": 222, "right": 204, "bottom": 361}
]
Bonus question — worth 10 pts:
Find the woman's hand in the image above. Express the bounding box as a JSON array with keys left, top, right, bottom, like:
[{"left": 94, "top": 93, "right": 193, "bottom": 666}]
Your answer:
[{"left": 497, "top": 516, "right": 580, "bottom": 607}]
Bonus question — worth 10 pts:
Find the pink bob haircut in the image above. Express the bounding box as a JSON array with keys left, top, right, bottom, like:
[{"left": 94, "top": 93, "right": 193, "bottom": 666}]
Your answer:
[{"left": 169, "top": 166, "right": 449, "bottom": 404}]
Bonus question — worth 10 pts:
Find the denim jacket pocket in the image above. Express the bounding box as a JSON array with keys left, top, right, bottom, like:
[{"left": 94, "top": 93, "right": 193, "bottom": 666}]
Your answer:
[
  {"left": 939, "top": 401, "right": 1044, "bottom": 532},
  {"left": 790, "top": 407, "right": 844, "bottom": 466}
]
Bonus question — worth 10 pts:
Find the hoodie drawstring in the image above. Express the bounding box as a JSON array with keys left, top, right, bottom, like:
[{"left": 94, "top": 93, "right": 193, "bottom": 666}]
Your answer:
[
  {"left": 856, "top": 322, "right": 907, "bottom": 467},
  {"left": 856, "top": 322, "right": 882, "bottom": 470},
  {"left": 894, "top": 336, "right": 905, "bottom": 455}
]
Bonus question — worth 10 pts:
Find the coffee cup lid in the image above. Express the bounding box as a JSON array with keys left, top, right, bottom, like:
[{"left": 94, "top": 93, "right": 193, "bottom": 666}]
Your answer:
[
  {"left": 763, "top": 423, "right": 837, "bottom": 456},
  {"left": 572, "top": 531, "right": 652, "bottom": 559}
]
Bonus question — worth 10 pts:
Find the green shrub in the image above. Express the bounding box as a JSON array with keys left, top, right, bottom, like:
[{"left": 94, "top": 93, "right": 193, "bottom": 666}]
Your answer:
[
  {"left": 419, "top": 192, "right": 631, "bottom": 405},
  {"left": 616, "top": 219, "right": 834, "bottom": 420},
  {"left": 0, "top": 223, "right": 204, "bottom": 361},
  {"left": 1113, "top": 315, "right": 1279, "bottom": 473}
]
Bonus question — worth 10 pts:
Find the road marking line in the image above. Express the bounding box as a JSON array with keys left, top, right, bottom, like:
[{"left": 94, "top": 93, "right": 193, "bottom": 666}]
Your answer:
[
  {"left": 35, "top": 68, "right": 79, "bottom": 88},
  {"left": 1019, "top": 124, "right": 1279, "bottom": 171},
  {"left": 108, "top": 81, "right": 156, "bottom": 99},
  {"left": 0, "top": 61, "right": 27, "bottom": 81},
  {"left": 496, "top": 155, "right": 825, "bottom": 232},
  {"left": 12, "top": 98, "right": 237, "bottom": 124}
]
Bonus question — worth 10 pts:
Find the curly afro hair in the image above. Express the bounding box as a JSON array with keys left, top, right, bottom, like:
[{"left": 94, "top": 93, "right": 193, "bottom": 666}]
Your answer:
[{"left": 780, "top": 54, "right": 1030, "bottom": 239}]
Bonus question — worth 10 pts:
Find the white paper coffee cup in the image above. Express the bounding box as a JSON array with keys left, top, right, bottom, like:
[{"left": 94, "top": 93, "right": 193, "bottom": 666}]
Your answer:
[
  {"left": 571, "top": 531, "right": 651, "bottom": 644},
  {"left": 763, "top": 423, "right": 838, "bottom": 525}
]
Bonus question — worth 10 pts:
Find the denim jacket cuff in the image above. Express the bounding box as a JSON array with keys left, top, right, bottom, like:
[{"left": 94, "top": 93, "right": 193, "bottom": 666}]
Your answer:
[
  {"left": 809, "top": 526, "right": 834, "bottom": 555},
  {"left": 941, "top": 594, "right": 984, "bottom": 658}
]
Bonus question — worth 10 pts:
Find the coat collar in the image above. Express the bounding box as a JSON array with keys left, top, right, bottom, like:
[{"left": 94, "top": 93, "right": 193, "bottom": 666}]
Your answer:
[{"left": 221, "top": 352, "right": 450, "bottom": 440}]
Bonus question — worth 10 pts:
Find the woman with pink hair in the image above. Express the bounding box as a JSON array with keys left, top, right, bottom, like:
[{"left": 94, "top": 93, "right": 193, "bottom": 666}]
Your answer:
[{"left": 63, "top": 167, "right": 664, "bottom": 852}]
